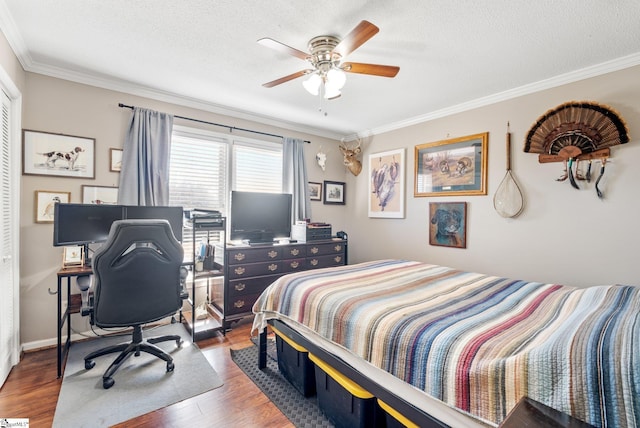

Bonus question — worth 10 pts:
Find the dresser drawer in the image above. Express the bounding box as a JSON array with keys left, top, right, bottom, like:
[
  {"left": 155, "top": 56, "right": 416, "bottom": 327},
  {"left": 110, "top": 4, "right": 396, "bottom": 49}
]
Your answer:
[
  {"left": 281, "top": 258, "right": 307, "bottom": 273},
  {"left": 306, "top": 242, "right": 346, "bottom": 257},
  {"left": 228, "top": 275, "right": 278, "bottom": 297},
  {"left": 282, "top": 245, "right": 305, "bottom": 258},
  {"left": 227, "top": 247, "right": 282, "bottom": 264},
  {"left": 307, "top": 253, "right": 345, "bottom": 269},
  {"left": 228, "top": 260, "right": 284, "bottom": 279},
  {"left": 226, "top": 293, "right": 262, "bottom": 315}
]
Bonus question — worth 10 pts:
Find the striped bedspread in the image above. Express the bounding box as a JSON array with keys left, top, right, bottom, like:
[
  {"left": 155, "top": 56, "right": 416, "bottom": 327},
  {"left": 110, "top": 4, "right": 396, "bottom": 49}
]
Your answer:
[{"left": 252, "top": 259, "right": 640, "bottom": 427}]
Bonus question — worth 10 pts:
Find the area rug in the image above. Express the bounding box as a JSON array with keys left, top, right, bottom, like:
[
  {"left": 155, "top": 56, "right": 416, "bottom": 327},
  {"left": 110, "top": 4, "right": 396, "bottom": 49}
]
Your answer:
[
  {"left": 53, "top": 323, "right": 223, "bottom": 428},
  {"left": 231, "top": 342, "right": 333, "bottom": 427}
]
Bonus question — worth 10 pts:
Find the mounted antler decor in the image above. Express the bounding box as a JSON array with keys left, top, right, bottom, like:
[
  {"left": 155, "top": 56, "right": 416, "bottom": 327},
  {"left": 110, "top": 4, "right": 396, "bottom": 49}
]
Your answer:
[
  {"left": 524, "top": 101, "right": 630, "bottom": 198},
  {"left": 339, "top": 138, "right": 363, "bottom": 176}
]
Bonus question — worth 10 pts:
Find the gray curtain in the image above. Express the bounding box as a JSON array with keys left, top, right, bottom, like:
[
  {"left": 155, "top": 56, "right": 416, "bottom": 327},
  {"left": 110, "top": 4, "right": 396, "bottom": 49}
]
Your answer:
[
  {"left": 118, "top": 107, "right": 174, "bottom": 206},
  {"left": 283, "top": 137, "right": 310, "bottom": 222}
]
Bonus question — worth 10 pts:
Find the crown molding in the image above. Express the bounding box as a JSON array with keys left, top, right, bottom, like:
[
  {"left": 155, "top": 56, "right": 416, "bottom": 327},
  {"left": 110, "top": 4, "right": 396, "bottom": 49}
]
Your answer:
[{"left": 369, "top": 53, "right": 640, "bottom": 136}]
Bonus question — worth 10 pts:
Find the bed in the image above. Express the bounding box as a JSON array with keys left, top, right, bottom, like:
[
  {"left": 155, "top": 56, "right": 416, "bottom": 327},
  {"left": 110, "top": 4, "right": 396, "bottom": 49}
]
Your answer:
[{"left": 252, "top": 259, "right": 640, "bottom": 428}]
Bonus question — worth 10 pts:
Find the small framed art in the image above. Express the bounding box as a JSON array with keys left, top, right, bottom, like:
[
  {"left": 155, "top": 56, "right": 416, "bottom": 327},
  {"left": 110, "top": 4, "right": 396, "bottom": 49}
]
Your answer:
[
  {"left": 35, "top": 190, "right": 70, "bottom": 223},
  {"left": 82, "top": 185, "right": 118, "bottom": 204},
  {"left": 110, "top": 148, "right": 123, "bottom": 172},
  {"left": 62, "top": 245, "right": 84, "bottom": 267},
  {"left": 308, "top": 182, "right": 322, "bottom": 201},
  {"left": 415, "top": 132, "right": 488, "bottom": 197},
  {"left": 323, "top": 180, "right": 345, "bottom": 205},
  {"left": 23, "top": 130, "right": 95, "bottom": 178},
  {"left": 429, "top": 202, "right": 467, "bottom": 248}
]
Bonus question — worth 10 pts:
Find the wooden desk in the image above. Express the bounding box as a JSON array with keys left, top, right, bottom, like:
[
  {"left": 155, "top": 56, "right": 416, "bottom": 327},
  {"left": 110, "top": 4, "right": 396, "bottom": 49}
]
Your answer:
[{"left": 54, "top": 265, "right": 92, "bottom": 378}]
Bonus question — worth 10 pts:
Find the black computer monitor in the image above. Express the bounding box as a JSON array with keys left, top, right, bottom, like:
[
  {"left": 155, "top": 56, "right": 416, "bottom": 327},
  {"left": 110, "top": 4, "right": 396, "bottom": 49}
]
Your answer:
[
  {"left": 53, "top": 203, "right": 124, "bottom": 247},
  {"left": 53, "top": 203, "right": 184, "bottom": 246}
]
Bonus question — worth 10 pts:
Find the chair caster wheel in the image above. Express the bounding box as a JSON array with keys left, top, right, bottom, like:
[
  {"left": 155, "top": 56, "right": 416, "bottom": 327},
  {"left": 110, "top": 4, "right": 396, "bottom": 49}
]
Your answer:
[
  {"left": 167, "top": 361, "right": 175, "bottom": 372},
  {"left": 103, "top": 377, "right": 115, "bottom": 389},
  {"left": 176, "top": 338, "right": 183, "bottom": 347},
  {"left": 85, "top": 360, "right": 95, "bottom": 370}
]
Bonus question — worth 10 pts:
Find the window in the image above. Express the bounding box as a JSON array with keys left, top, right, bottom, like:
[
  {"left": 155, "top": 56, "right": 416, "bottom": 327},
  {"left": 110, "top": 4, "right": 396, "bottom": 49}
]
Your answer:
[
  {"left": 169, "top": 126, "right": 283, "bottom": 213},
  {"left": 169, "top": 127, "right": 282, "bottom": 261}
]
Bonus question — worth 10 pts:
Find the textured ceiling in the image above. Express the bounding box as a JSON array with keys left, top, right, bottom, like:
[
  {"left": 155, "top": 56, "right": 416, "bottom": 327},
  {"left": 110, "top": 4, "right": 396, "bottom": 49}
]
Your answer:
[{"left": 1, "top": 0, "right": 640, "bottom": 139}]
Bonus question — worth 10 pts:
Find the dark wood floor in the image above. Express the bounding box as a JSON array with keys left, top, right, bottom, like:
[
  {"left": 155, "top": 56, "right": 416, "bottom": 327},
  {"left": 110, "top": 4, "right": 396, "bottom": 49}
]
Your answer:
[{"left": 0, "top": 320, "right": 293, "bottom": 428}]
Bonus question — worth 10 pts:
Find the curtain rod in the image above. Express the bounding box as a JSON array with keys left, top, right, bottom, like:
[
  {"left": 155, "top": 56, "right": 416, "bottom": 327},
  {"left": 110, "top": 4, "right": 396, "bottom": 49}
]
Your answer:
[{"left": 118, "top": 103, "right": 310, "bottom": 144}]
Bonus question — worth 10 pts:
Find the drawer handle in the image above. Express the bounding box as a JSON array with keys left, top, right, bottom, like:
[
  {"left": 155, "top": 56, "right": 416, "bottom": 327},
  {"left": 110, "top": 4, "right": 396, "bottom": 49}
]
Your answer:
[
  {"left": 334, "top": 256, "right": 342, "bottom": 263},
  {"left": 233, "top": 299, "right": 245, "bottom": 308},
  {"left": 290, "top": 248, "right": 300, "bottom": 256},
  {"left": 234, "top": 267, "right": 246, "bottom": 275},
  {"left": 310, "top": 259, "right": 318, "bottom": 266},
  {"left": 234, "top": 253, "right": 246, "bottom": 261},
  {"left": 268, "top": 250, "right": 278, "bottom": 259},
  {"left": 268, "top": 263, "right": 278, "bottom": 272},
  {"left": 334, "top": 245, "right": 342, "bottom": 252},
  {"left": 290, "top": 261, "right": 299, "bottom": 269},
  {"left": 310, "top": 247, "right": 319, "bottom": 254},
  {"left": 234, "top": 283, "right": 246, "bottom": 291}
]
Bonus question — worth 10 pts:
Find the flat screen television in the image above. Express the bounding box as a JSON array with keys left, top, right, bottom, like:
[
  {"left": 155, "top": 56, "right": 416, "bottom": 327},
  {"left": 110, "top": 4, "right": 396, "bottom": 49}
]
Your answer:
[
  {"left": 229, "top": 191, "right": 292, "bottom": 244},
  {"left": 53, "top": 203, "right": 184, "bottom": 247}
]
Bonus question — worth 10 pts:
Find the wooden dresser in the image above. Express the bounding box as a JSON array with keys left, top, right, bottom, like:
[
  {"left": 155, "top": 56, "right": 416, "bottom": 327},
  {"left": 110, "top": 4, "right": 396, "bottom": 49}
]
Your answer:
[{"left": 212, "top": 238, "right": 347, "bottom": 329}]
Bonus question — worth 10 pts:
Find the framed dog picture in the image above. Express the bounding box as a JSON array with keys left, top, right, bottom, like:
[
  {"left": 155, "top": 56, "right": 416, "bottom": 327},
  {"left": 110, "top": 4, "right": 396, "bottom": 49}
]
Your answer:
[
  {"left": 429, "top": 202, "right": 467, "bottom": 248},
  {"left": 82, "top": 185, "right": 118, "bottom": 204},
  {"left": 22, "top": 129, "right": 95, "bottom": 179}
]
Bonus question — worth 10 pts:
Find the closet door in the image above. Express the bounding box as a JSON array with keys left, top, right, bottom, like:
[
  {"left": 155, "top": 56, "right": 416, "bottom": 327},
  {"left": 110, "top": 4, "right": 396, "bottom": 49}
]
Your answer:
[{"left": 0, "top": 88, "right": 19, "bottom": 387}]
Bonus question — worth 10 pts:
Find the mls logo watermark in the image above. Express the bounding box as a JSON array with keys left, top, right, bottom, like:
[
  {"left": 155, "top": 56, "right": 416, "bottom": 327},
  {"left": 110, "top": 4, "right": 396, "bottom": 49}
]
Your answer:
[{"left": 0, "top": 419, "right": 29, "bottom": 428}]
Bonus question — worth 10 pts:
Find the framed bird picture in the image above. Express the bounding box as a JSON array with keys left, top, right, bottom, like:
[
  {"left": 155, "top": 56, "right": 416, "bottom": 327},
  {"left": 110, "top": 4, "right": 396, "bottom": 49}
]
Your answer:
[
  {"left": 368, "top": 148, "right": 405, "bottom": 218},
  {"left": 35, "top": 190, "right": 70, "bottom": 223}
]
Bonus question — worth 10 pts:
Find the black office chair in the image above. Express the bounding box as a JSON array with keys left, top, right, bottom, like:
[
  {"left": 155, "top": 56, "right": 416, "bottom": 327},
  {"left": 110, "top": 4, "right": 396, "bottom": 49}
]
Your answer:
[{"left": 82, "top": 219, "right": 185, "bottom": 389}]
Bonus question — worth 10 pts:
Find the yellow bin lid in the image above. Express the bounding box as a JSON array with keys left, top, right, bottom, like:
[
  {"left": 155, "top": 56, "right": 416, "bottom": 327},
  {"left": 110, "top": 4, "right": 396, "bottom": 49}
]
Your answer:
[{"left": 309, "top": 353, "right": 373, "bottom": 399}]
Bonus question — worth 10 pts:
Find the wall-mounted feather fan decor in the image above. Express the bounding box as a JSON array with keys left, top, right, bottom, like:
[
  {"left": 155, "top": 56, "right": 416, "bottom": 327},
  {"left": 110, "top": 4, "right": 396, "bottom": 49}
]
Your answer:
[{"left": 524, "top": 101, "right": 630, "bottom": 198}]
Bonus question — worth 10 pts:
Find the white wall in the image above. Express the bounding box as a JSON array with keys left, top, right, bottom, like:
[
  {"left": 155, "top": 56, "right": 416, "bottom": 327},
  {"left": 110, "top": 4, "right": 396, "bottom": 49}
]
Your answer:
[{"left": 344, "top": 65, "right": 640, "bottom": 288}]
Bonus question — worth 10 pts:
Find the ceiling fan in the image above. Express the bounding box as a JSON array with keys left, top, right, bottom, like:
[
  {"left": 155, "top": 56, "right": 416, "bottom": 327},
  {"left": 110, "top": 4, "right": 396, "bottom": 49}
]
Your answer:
[{"left": 258, "top": 20, "right": 400, "bottom": 99}]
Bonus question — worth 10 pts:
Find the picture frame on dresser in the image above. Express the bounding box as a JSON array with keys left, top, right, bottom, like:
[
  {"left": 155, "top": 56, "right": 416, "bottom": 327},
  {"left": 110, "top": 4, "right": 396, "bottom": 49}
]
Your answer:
[{"left": 22, "top": 129, "right": 95, "bottom": 179}]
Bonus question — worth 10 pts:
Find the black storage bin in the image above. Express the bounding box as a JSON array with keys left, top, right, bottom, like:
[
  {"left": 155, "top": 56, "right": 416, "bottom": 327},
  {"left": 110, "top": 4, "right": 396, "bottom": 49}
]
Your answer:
[
  {"left": 272, "top": 325, "right": 316, "bottom": 397},
  {"left": 309, "top": 353, "right": 382, "bottom": 428},
  {"left": 377, "top": 398, "right": 419, "bottom": 428}
]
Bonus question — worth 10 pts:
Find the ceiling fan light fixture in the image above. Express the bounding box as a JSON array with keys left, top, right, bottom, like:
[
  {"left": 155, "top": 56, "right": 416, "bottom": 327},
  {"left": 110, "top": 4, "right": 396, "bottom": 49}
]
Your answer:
[
  {"left": 302, "top": 73, "right": 321, "bottom": 95},
  {"left": 323, "top": 84, "right": 341, "bottom": 100},
  {"left": 326, "top": 67, "right": 346, "bottom": 89}
]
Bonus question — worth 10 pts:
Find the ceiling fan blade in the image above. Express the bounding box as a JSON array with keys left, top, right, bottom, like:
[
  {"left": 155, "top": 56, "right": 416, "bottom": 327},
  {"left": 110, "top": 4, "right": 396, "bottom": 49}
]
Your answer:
[
  {"left": 334, "top": 20, "right": 379, "bottom": 57},
  {"left": 342, "top": 62, "right": 400, "bottom": 78},
  {"left": 262, "top": 70, "right": 311, "bottom": 88},
  {"left": 257, "top": 38, "right": 309, "bottom": 60}
]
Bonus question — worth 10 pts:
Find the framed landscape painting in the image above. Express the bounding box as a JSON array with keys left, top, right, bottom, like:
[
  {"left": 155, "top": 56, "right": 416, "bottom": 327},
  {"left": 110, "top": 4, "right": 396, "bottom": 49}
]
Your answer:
[
  {"left": 323, "top": 180, "right": 345, "bottom": 205},
  {"left": 415, "top": 133, "right": 488, "bottom": 197}
]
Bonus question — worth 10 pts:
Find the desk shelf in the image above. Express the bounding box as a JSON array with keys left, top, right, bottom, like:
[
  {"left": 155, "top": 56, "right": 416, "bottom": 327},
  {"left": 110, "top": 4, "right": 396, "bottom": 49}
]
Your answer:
[{"left": 180, "top": 216, "right": 226, "bottom": 341}]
